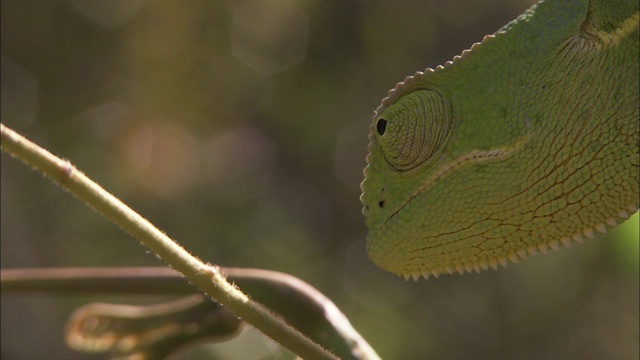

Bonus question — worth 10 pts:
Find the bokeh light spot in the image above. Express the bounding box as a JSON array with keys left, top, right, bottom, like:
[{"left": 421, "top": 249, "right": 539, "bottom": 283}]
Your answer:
[
  {"left": 118, "top": 122, "right": 200, "bottom": 197},
  {"left": 68, "top": 0, "right": 148, "bottom": 28},
  {"left": 230, "top": 0, "right": 308, "bottom": 76}
]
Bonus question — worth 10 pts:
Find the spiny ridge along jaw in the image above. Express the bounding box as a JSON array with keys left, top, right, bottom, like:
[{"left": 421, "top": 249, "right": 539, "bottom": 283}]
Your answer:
[
  {"left": 401, "top": 204, "right": 640, "bottom": 281},
  {"left": 396, "top": 224, "right": 624, "bottom": 281}
]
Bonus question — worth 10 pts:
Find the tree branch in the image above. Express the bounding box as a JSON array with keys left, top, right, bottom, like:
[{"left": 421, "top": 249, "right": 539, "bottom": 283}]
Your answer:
[
  {"left": 1, "top": 266, "right": 381, "bottom": 359},
  {"left": 0, "top": 123, "right": 347, "bottom": 360}
]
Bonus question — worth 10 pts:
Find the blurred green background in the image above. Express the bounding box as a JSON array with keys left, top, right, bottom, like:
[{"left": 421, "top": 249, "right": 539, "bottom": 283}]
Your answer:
[{"left": 1, "top": 1, "right": 638, "bottom": 359}]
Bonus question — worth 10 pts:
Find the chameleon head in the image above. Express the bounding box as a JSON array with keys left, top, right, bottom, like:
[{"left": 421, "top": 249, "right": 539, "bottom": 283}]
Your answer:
[
  {"left": 360, "top": 1, "right": 640, "bottom": 279},
  {"left": 361, "top": 88, "right": 454, "bottom": 276}
]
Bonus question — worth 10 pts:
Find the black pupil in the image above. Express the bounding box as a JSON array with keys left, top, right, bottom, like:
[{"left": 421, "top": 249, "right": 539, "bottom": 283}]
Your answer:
[{"left": 376, "top": 118, "right": 387, "bottom": 135}]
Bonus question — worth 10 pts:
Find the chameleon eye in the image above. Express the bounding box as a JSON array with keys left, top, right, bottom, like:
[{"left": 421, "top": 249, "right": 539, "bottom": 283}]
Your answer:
[
  {"left": 376, "top": 90, "right": 452, "bottom": 171},
  {"left": 376, "top": 118, "right": 387, "bottom": 135}
]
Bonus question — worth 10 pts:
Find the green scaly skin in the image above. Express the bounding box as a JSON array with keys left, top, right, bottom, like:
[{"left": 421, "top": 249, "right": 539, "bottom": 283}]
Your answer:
[{"left": 360, "top": 0, "right": 639, "bottom": 279}]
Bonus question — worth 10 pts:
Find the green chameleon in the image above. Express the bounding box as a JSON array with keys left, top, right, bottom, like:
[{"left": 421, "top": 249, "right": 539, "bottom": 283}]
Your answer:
[{"left": 360, "top": 0, "right": 639, "bottom": 280}]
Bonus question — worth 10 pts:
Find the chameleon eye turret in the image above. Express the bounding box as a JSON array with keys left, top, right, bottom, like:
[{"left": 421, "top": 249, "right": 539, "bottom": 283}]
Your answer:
[{"left": 375, "top": 90, "right": 452, "bottom": 172}]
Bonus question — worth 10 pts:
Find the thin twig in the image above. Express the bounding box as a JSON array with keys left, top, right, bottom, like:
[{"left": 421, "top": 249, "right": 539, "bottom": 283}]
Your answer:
[{"left": 0, "top": 123, "right": 340, "bottom": 360}]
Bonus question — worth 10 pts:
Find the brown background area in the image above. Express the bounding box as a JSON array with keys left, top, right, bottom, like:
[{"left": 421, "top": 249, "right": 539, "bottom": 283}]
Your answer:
[{"left": 2, "top": 1, "right": 638, "bottom": 359}]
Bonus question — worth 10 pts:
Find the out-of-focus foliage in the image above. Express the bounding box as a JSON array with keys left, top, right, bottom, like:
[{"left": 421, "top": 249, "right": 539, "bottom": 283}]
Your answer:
[{"left": 1, "top": 1, "right": 637, "bottom": 359}]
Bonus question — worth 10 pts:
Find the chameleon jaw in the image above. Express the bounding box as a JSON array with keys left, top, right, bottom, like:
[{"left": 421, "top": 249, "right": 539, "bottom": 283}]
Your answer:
[{"left": 399, "top": 204, "right": 638, "bottom": 281}]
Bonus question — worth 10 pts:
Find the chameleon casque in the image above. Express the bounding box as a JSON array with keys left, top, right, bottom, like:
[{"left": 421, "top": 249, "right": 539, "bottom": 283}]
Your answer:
[{"left": 360, "top": 0, "right": 639, "bottom": 280}]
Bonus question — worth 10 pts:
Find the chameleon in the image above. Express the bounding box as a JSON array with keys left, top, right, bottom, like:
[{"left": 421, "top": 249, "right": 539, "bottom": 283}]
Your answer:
[{"left": 360, "top": 0, "right": 639, "bottom": 280}]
